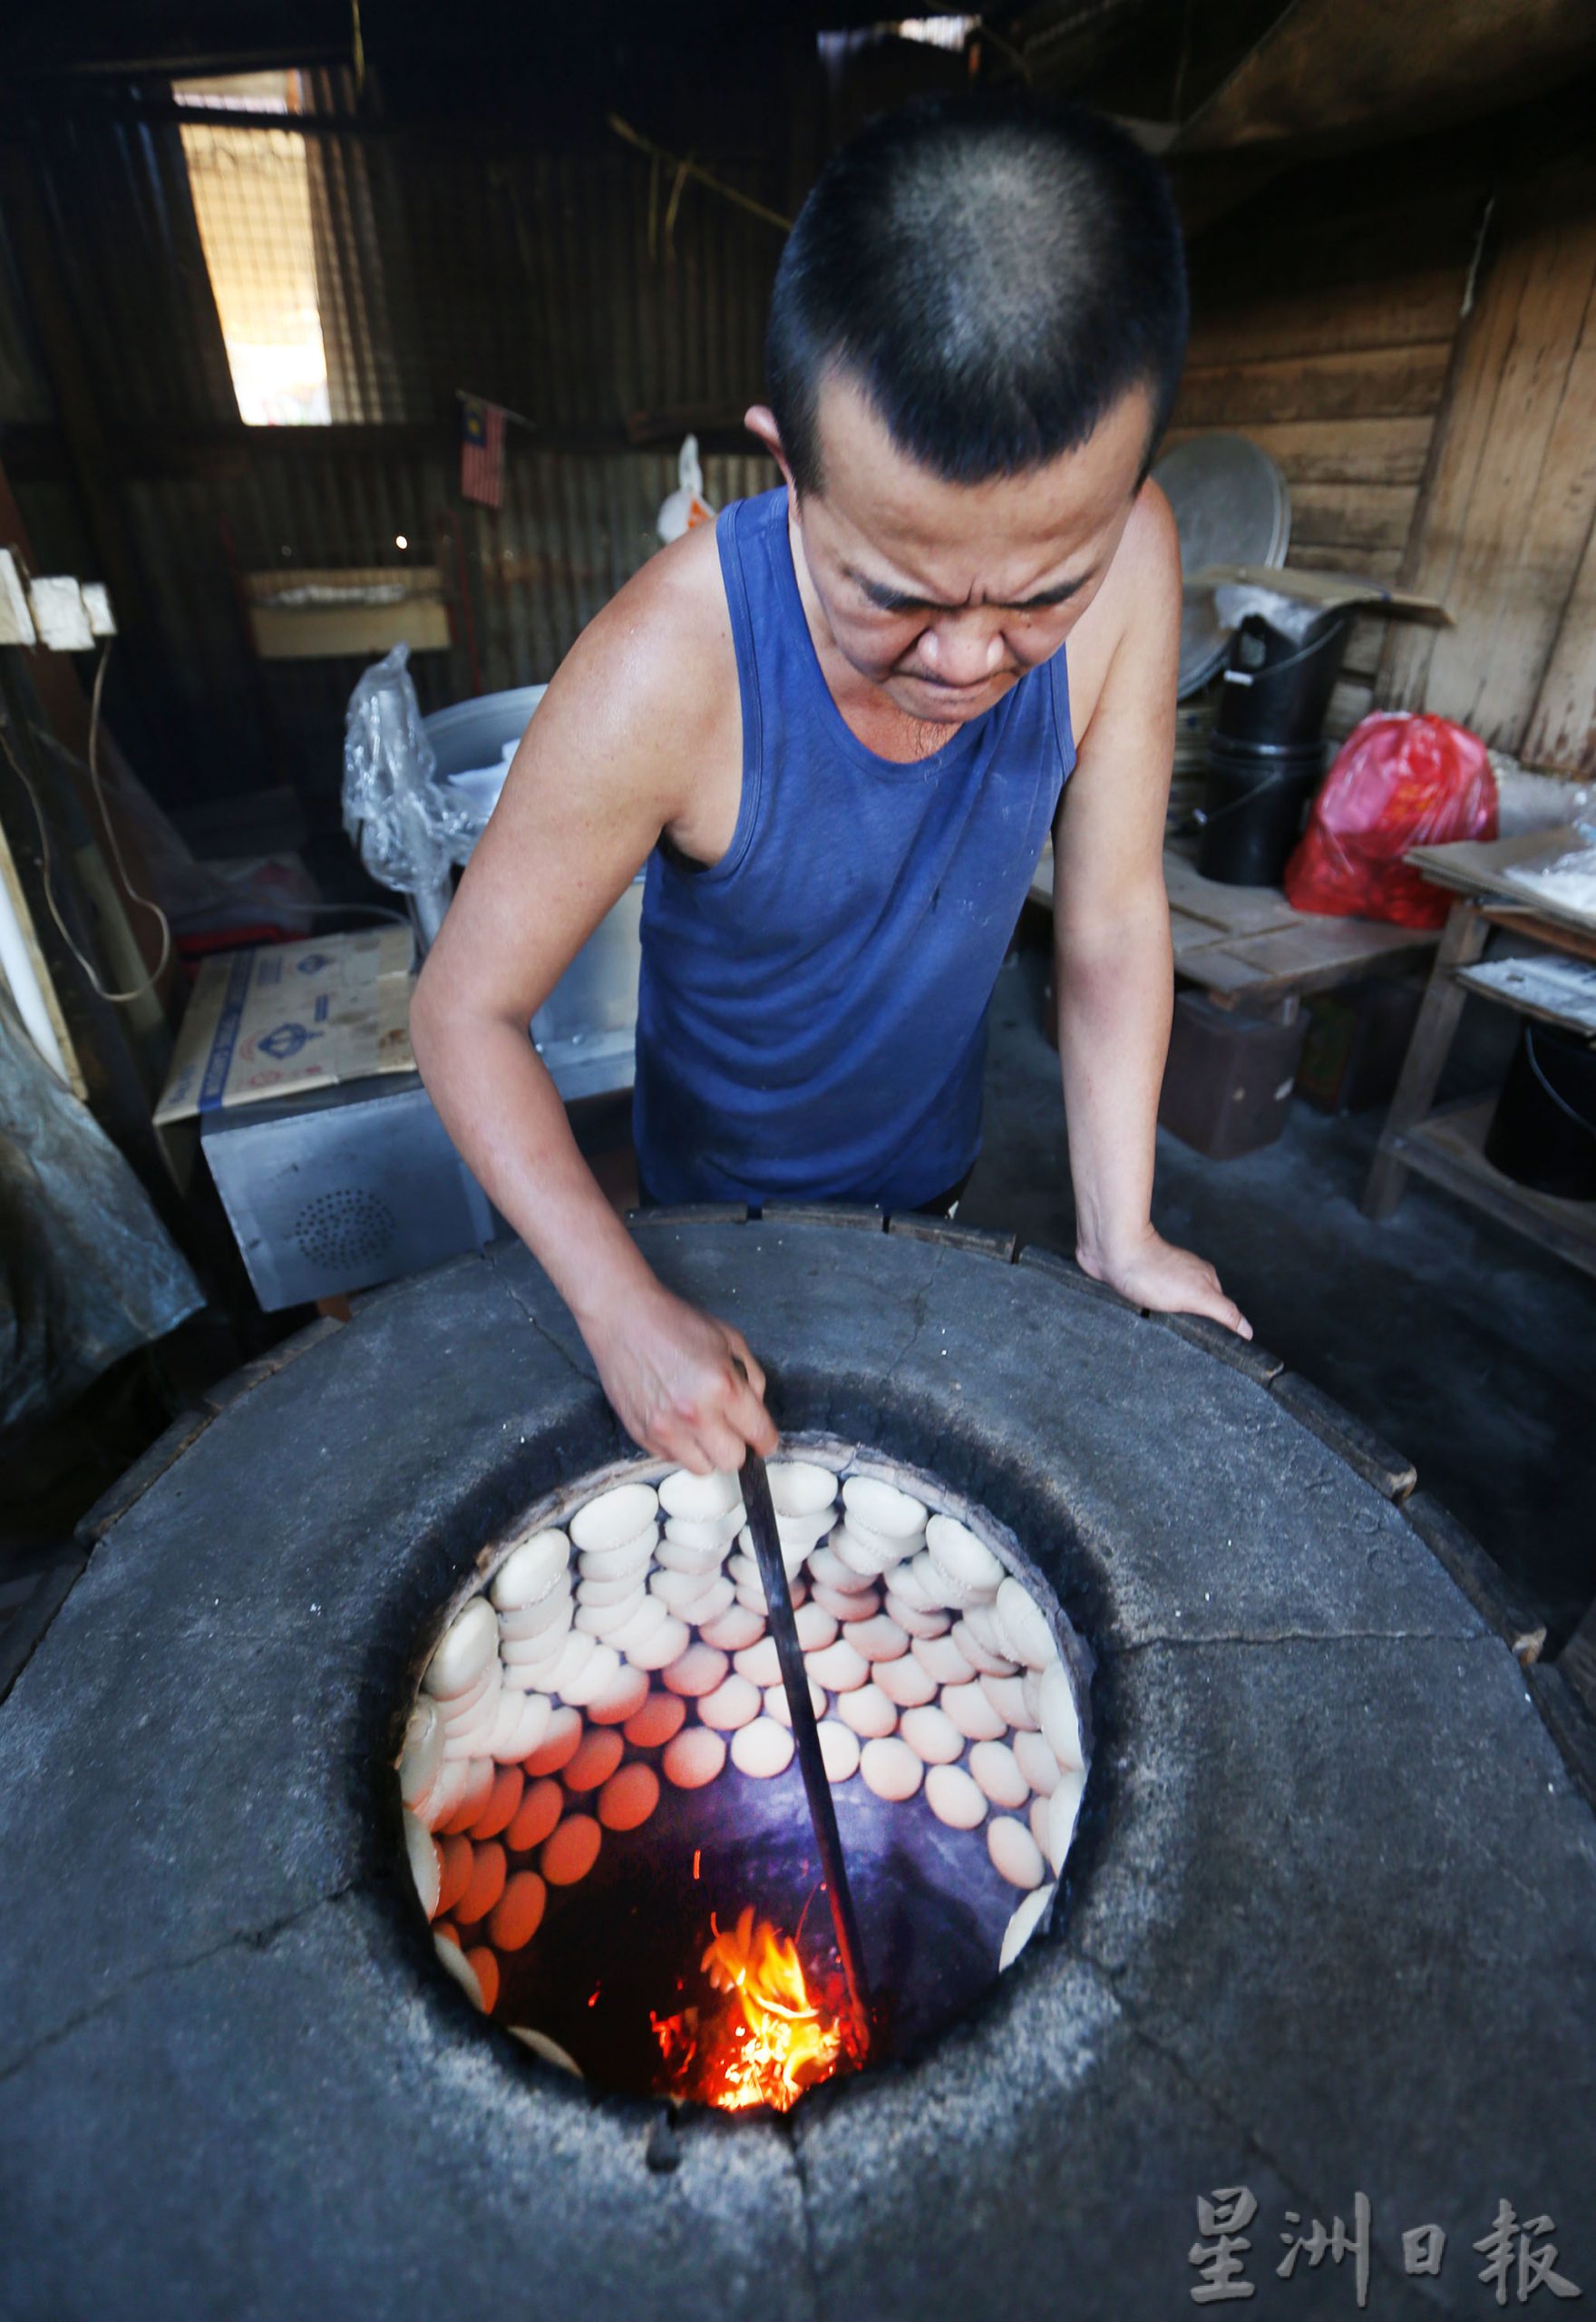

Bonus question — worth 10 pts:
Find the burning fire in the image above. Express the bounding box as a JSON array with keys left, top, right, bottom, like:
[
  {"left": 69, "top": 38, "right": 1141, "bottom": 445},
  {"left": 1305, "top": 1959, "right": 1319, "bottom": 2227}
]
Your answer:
[{"left": 652, "top": 1905, "right": 855, "bottom": 2112}]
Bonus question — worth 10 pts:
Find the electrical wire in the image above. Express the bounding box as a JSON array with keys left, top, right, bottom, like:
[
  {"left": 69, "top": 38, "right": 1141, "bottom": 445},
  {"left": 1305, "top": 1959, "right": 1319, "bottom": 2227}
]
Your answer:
[{"left": 0, "top": 640, "right": 174, "bottom": 1006}]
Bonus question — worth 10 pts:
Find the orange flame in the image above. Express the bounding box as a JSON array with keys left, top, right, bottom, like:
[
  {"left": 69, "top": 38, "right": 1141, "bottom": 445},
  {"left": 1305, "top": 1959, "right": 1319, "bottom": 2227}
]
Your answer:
[{"left": 652, "top": 1905, "right": 852, "bottom": 2112}]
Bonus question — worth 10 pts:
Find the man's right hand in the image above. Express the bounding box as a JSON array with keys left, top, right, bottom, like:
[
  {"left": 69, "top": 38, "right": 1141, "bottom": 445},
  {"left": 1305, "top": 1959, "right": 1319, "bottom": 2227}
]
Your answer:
[{"left": 579, "top": 1279, "right": 779, "bottom": 1475}]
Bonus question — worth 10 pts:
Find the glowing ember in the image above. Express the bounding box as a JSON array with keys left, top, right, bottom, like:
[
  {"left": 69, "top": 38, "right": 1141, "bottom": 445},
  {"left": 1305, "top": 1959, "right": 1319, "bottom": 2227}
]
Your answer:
[{"left": 652, "top": 1905, "right": 856, "bottom": 2112}]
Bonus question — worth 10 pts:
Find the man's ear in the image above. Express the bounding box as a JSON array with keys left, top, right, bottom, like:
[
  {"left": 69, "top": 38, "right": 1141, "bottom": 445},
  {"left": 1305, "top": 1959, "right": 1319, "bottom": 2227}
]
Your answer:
[{"left": 744, "top": 405, "right": 798, "bottom": 499}]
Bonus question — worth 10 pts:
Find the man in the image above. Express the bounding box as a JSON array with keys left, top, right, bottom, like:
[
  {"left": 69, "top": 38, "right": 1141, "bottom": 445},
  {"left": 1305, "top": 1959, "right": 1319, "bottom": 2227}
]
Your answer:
[{"left": 412, "top": 93, "right": 1250, "bottom": 1477}]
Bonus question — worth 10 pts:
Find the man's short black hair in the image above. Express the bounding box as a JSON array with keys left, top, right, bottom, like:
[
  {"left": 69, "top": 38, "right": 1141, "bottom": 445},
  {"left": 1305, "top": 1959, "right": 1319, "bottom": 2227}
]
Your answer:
[{"left": 765, "top": 93, "right": 1188, "bottom": 497}]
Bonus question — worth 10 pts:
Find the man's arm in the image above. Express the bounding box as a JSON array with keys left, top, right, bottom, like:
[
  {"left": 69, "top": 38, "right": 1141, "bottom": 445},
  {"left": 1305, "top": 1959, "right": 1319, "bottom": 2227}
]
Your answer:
[
  {"left": 410, "top": 532, "right": 778, "bottom": 1471},
  {"left": 1051, "top": 486, "right": 1251, "bottom": 1338}
]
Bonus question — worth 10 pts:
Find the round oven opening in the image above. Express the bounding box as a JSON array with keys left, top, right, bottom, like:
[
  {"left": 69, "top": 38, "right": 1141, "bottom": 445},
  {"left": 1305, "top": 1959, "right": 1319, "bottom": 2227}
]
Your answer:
[{"left": 396, "top": 1439, "right": 1091, "bottom": 2113}]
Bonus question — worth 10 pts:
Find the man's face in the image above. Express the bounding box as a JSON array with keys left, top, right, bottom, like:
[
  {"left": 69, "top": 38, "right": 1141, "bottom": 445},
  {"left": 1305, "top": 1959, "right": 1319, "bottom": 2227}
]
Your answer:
[{"left": 762, "top": 369, "right": 1153, "bottom": 727}]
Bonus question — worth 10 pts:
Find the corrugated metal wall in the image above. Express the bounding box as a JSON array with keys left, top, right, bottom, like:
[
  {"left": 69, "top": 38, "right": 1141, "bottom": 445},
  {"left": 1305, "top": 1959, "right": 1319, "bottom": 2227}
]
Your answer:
[{"left": 4, "top": 69, "right": 793, "bottom": 811}]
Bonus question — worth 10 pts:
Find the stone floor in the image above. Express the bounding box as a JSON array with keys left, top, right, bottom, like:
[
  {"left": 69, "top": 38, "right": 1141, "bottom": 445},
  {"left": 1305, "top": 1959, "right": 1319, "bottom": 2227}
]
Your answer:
[{"left": 965, "top": 948, "right": 1595, "bottom": 1646}]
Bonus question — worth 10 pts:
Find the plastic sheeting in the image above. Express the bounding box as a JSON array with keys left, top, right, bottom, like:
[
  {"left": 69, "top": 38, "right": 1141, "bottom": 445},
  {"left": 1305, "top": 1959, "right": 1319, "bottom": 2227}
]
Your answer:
[
  {"left": 0, "top": 988, "right": 203, "bottom": 1433},
  {"left": 342, "top": 645, "right": 482, "bottom": 897}
]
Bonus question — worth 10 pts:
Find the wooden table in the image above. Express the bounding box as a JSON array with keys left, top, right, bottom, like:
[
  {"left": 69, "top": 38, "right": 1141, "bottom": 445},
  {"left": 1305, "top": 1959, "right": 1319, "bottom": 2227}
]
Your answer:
[
  {"left": 1363, "top": 829, "right": 1596, "bottom": 1280},
  {"left": 1031, "top": 840, "right": 1437, "bottom": 1016}
]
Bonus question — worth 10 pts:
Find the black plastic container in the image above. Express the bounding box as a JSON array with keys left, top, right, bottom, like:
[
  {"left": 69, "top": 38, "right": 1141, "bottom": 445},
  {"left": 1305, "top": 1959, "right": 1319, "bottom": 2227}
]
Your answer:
[
  {"left": 1196, "top": 732, "right": 1325, "bottom": 888},
  {"left": 1216, "top": 610, "right": 1354, "bottom": 749},
  {"left": 1484, "top": 1020, "right": 1596, "bottom": 1201}
]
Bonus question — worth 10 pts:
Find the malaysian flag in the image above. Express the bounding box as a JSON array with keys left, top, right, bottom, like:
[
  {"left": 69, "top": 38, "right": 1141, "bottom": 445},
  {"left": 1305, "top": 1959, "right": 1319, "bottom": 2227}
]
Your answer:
[{"left": 460, "top": 394, "right": 506, "bottom": 510}]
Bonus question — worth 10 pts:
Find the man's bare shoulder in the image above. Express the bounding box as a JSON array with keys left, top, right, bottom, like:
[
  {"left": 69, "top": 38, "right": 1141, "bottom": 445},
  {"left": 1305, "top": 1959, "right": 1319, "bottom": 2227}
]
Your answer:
[
  {"left": 527, "top": 516, "right": 740, "bottom": 832},
  {"left": 1065, "top": 478, "right": 1181, "bottom": 739}
]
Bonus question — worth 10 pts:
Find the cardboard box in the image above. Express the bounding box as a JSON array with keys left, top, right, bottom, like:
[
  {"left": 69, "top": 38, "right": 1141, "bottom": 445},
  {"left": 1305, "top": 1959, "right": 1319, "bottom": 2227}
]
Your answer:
[{"left": 155, "top": 926, "right": 415, "bottom": 1127}]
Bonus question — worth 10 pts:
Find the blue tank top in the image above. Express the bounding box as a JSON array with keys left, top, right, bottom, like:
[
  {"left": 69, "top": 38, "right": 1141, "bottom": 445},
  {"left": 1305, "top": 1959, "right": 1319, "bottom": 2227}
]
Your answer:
[{"left": 633, "top": 487, "right": 1075, "bottom": 1210}]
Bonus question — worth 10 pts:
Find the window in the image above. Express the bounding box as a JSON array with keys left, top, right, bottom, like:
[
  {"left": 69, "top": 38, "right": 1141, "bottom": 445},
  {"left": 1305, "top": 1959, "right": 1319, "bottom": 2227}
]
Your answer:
[{"left": 175, "top": 72, "right": 330, "bottom": 424}]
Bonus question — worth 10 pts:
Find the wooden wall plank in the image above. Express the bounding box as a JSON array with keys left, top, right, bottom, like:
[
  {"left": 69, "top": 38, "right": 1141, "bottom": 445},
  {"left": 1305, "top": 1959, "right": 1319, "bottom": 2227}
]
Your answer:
[
  {"left": 1161, "top": 416, "right": 1434, "bottom": 484},
  {"left": 1288, "top": 483, "right": 1420, "bottom": 552},
  {"left": 1173, "top": 345, "right": 1453, "bottom": 427},
  {"left": 1523, "top": 504, "right": 1596, "bottom": 774},
  {"left": 1185, "top": 272, "right": 1466, "bottom": 364},
  {"left": 1382, "top": 161, "right": 1596, "bottom": 763}
]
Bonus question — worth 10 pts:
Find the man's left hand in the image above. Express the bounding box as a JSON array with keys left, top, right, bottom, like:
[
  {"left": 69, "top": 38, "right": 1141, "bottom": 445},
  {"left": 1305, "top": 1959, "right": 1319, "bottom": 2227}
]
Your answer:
[{"left": 1078, "top": 1228, "right": 1252, "bottom": 1340}]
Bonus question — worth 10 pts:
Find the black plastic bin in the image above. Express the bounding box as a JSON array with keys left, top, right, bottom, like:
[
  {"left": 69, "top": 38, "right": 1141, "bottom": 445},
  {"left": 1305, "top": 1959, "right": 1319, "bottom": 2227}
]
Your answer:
[
  {"left": 1196, "top": 732, "right": 1324, "bottom": 888},
  {"left": 1216, "top": 611, "right": 1354, "bottom": 749},
  {"left": 1484, "top": 1020, "right": 1596, "bottom": 1201}
]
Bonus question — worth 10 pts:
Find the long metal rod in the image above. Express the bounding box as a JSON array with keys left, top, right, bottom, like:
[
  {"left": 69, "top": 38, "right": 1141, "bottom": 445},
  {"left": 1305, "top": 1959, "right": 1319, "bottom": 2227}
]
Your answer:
[{"left": 739, "top": 1442, "right": 873, "bottom": 2054}]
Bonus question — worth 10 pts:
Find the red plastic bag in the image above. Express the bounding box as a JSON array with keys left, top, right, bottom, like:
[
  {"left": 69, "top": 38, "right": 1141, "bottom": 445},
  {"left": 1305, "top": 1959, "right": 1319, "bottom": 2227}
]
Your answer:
[{"left": 1284, "top": 712, "right": 1497, "bottom": 928}]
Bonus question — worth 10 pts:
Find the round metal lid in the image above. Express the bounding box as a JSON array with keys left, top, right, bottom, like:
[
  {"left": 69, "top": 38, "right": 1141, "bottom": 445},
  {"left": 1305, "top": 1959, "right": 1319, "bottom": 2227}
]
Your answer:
[{"left": 1153, "top": 432, "right": 1290, "bottom": 698}]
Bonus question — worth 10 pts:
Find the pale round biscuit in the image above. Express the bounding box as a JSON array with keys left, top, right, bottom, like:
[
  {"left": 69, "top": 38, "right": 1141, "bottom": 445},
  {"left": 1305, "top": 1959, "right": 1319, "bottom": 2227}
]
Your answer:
[
  {"left": 883, "top": 1594, "right": 950, "bottom": 1640},
  {"left": 843, "top": 1613, "right": 909, "bottom": 1664},
  {"left": 697, "top": 1673, "right": 762, "bottom": 1732},
  {"left": 443, "top": 1704, "right": 498, "bottom": 1764},
  {"left": 988, "top": 1815, "right": 1046, "bottom": 1891},
  {"left": 793, "top": 1600, "right": 839, "bottom": 1652},
  {"left": 909, "top": 1547, "right": 978, "bottom": 1611},
  {"left": 488, "top": 1868, "right": 547, "bottom": 1951},
  {"left": 925, "top": 1762, "right": 987, "bottom": 1831},
  {"left": 605, "top": 1595, "right": 672, "bottom": 1658},
  {"left": 436, "top": 1831, "right": 472, "bottom": 1914},
  {"left": 924, "top": 1511, "right": 1005, "bottom": 1594},
  {"left": 433, "top": 1932, "right": 484, "bottom": 2010},
  {"left": 584, "top": 1663, "right": 650, "bottom": 1727},
  {"left": 662, "top": 1509, "right": 744, "bottom": 1553},
  {"left": 806, "top": 1636, "right": 871, "bottom": 1693},
  {"left": 491, "top": 1530, "right": 570, "bottom": 1611},
  {"left": 842, "top": 1476, "right": 928, "bottom": 1537},
  {"left": 439, "top": 1756, "right": 494, "bottom": 1832},
  {"left": 676, "top": 1576, "right": 735, "bottom": 1629},
  {"left": 650, "top": 1564, "right": 724, "bottom": 1615},
  {"left": 404, "top": 1809, "right": 441, "bottom": 1917},
  {"left": 560, "top": 1642, "right": 626, "bottom": 1709},
  {"left": 899, "top": 1705, "right": 964, "bottom": 1765},
  {"left": 472, "top": 1762, "right": 524, "bottom": 1839},
  {"left": 420, "top": 1757, "right": 471, "bottom": 1832},
  {"left": 561, "top": 1727, "right": 624, "bottom": 1793},
  {"left": 548, "top": 1628, "right": 598, "bottom": 1696},
  {"left": 497, "top": 1584, "right": 575, "bottom": 1641},
  {"left": 940, "top": 1680, "right": 1007, "bottom": 1742},
  {"left": 1014, "top": 1728, "right": 1061, "bottom": 1798},
  {"left": 999, "top": 1882, "right": 1056, "bottom": 1971},
  {"left": 437, "top": 1658, "right": 497, "bottom": 1722},
  {"left": 501, "top": 1648, "right": 562, "bottom": 1695},
  {"left": 860, "top": 1736, "right": 923, "bottom": 1802},
  {"left": 1046, "top": 1765, "right": 1086, "bottom": 1870},
  {"left": 730, "top": 1717, "right": 796, "bottom": 1779},
  {"left": 1039, "top": 1663, "right": 1085, "bottom": 1771},
  {"left": 828, "top": 1525, "right": 888, "bottom": 1580},
  {"left": 806, "top": 1545, "right": 880, "bottom": 1597},
  {"left": 662, "top": 1726, "right": 727, "bottom": 1790},
  {"left": 838, "top": 1683, "right": 899, "bottom": 1739},
  {"left": 968, "top": 1739, "right": 1029, "bottom": 1810},
  {"left": 455, "top": 1838, "right": 508, "bottom": 1924},
  {"left": 463, "top": 1945, "right": 500, "bottom": 2014},
  {"left": 763, "top": 1676, "right": 826, "bottom": 1728},
  {"left": 399, "top": 1701, "right": 444, "bottom": 1810},
  {"left": 654, "top": 1536, "right": 728, "bottom": 1576},
  {"left": 577, "top": 1566, "right": 647, "bottom": 1608},
  {"left": 577, "top": 1529, "right": 657, "bottom": 1585},
  {"left": 524, "top": 1704, "right": 584, "bottom": 1776},
  {"left": 881, "top": 1554, "right": 937, "bottom": 1613},
  {"left": 874, "top": 1653, "right": 938, "bottom": 1709},
  {"left": 774, "top": 1512, "right": 832, "bottom": 1561},
  {"left": 818, "top": 1720, "right": 861, "bottom": 1783},
  {"left": 657, "top": 1468, "right": 742, "bottom": 1520},
  {"left": 507, "top": 2024, "right": 582, "bottom": 2076},
  {"left": 424, "top": 1598, "right": 499, "bottom": 1698},
  {"left": 810, "top": 1579, "right": 876, "bottom": 1624},
  {"left": 597, "top": 1761, "right": 661, "bottom": 1832},
  {"left": 698, "top": 1603, "right": 765, "bottom": 1653},
  {"left": 1030, "top": 1793, "right": 1051, "bottom": 1855},
  {"left": 507, "top": 1775, "right": 564, "bottom": 1851},
  {"left": 541, "top": 1814, "right": 602, "bottom": 1886},
  {"left": 661, "top": 1642, "right": 730, "bottom": 1698},
  {"left": 1022, "top": 1666, "right": 1044, "bottom": 1724},
  {"left": 575, "top": 1590, "right": 647, "bottom": 1640},
  {"left": 500, "top": 1624, "right": 568, "bottom": 1671},
  {"left": 994, "top": 1576, "right": 1056, "bottom": 1670},
  {"left": 569, "top": 1482, "right": 659, "bottom": 1553},
  {"left": 911, "top": 1632, "right": 975, "bottom": 1687},
  {"left": 627, "top": 1614, "right": 691, "bottom": 1672},
  {"left": 833, "top": 1520, "right": 902, "bottom": 1576},
  {"left": 982, "top": 1671, "right": 1038, "bottom": 1732},
  {"left": 622, "top": 1690, "right": 686, "bottom": 1750},
  {"left": 949, "top": 1615, "right": 1017, "bottom": 1680},
  {"left": 733, "top": 1635, "right": 782, "bottom": 1690},
  {"left": 768, "top": 1460, "right": 838, "bottom": 1516}
]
